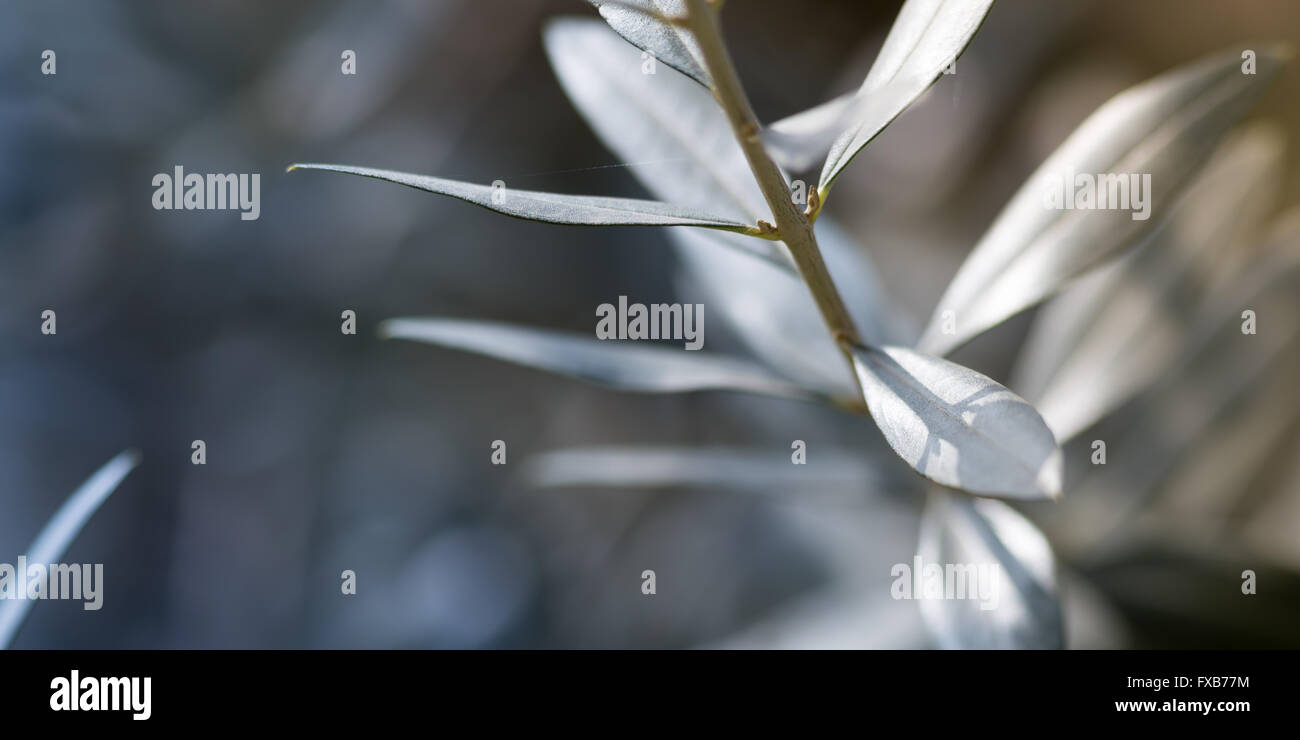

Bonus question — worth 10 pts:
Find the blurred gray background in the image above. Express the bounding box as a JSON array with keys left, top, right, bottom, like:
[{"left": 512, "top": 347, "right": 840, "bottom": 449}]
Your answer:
[{"left": 2, "top": 0, "right": 1298, "bottom": 648}]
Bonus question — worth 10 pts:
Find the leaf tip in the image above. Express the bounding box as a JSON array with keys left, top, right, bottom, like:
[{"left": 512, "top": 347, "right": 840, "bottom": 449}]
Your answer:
[
  {"left": 1039, "top": 447, "right": 1064, "bottom": 501},
  {"left": 378, "top": 318, "right": 419, "bottom": 341}
]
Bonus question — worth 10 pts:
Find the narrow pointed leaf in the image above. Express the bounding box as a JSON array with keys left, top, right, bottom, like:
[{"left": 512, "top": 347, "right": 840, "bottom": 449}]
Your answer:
[
  {"left": 544, "top": 18, "right": 766, "bottom": 226},
  {"left": 0, "top": 451, "right": 140, "bottom": 649},
  {"left": 525, "top": 445, "right": 879, "bottom": 490},
  {"left": 850, "top": 344, "right": 1062, "bottom": 500},
  {"left": 288, "top": 163, "right": 761, "bottom": 234},
  {"left": 918, "top": 45, "right": 1288, "bottom": 356},
  {"left": 586, "top": 1, "right": 709, "bottom": 87},
  {"left": 763, "top": 92, "right": 858, "bottom": 173},
  {"left": 1015, "top": 124, "right": 1283, "bottom": 440},
  {"left": 766, "top": 0, "right": 995, "bottom": 182},
  {"left": 381, "top": 317, "right": 820, "bottom": 402},
  {"left": 918, "top": 489, "right": 1063, "bottom": 649}
]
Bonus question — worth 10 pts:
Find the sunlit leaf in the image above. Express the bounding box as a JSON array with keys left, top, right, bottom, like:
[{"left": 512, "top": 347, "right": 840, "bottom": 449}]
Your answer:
[
  {"left": 381, "top": 317, "right": 821, "bottom": 401},
  {"left": 1014, "top": 124, "right": 1284, "bottom": 441},
  {"left": 288, "top": 163, "right": 763, "bottom": 235},
  {"left": 586, "top": 1, "right": 709, "bottom": 87},
  {"left": 0, "top": 451, "right": 140, "bottom": 649},
  {"left": 918, "top": 489, "right": 1063, "bottom": 649},
  {"left": 918, "top": 45, "right": 1288, "bottom": 357},
  {"left": 544, "top": 18, "right": 770, "bottom": 232},
  {"left": 850, "top": 344, "right": 1062, "bottom": 500},
  {"left": 766, "top": 0, "right": 995, "bottom": 181}
]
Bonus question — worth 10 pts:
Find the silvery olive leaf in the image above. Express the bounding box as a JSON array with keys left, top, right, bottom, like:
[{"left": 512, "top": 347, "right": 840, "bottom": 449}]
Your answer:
[
  {"left": 380, "top": 317, "right": 820, "bottom": 402},
  {"left": 849, "top": 344, "right": 1063, "bottom": 500},
  {"left": 917, "top": 489, "right": 1063, "bottom": 649},
  {"left": 524, "top": 445, "right": 880, "bottom": 490},
  {"left": 1013, "top": 123, "right": 1283, "bottom": 401},
  {"left": 287, "top": 163, "right": 766, "bottom": 236},
  {"left": 672, "top": 218, "right": 906, "bottom": 400},
  {"left": 585, "top": 1, "right": 709, "bottom": 87},
  {"left": 765, "top": 0, "right": 995, "bottom": 182},
  {"left": 544, "top": 19, "right": 766, "bottom": 227},
  {"left": 917, "top": 45, "right": 1288, "bottom": 357},
  {"left": 823, "top": 1, "right": 1077, "bottom": 210},
  {"left": 1014, "top": 124, "right": 1284, "bottom": 441},
  {"left": 0, "top": 451, "right": 140, "bottom": 649},
  {"left": 762, "top": 90, "right": 860, "bottom": 174}
]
